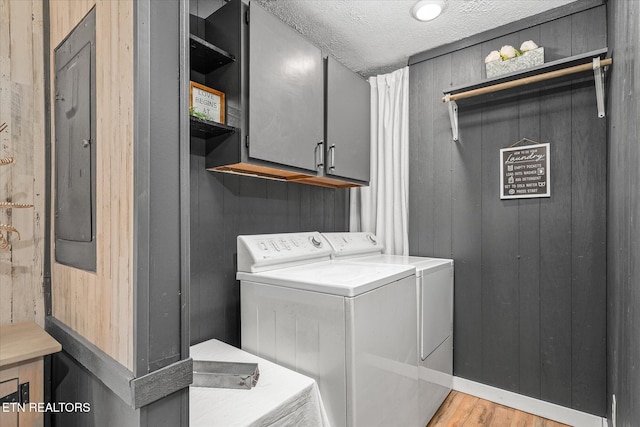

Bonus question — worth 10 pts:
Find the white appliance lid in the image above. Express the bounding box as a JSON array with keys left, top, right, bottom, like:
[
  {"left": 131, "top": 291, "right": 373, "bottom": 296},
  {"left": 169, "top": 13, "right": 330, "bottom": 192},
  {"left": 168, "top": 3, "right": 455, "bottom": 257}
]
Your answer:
[
  {"left": 237, "top": 260, "right": 414, "bottom": 297},
  {"left": 353, "top": 255, "right": 453, "bottom": 277}
]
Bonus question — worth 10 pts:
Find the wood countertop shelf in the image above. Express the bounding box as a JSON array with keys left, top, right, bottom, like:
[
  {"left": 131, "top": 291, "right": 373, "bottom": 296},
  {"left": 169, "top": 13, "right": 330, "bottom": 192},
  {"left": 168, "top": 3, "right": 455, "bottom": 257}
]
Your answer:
[{"left": 0, "top": 321, "right": 62, "bottom": 368}]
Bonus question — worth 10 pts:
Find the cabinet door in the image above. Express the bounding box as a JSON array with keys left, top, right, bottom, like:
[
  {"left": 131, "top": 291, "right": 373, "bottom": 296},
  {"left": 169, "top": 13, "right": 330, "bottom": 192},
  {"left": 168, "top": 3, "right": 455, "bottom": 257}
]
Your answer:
[
  {"left": 0, "top": 359, "right": 44, "bottom": 426},
  {"left": 0, "top": 378, "right": 19, "bottom": 427},
  {"left": 325, "top": 57, "right": 370, "bottom": 183},
  {"left": 249, "top": 3, "right": 323, "bottom": 173}
]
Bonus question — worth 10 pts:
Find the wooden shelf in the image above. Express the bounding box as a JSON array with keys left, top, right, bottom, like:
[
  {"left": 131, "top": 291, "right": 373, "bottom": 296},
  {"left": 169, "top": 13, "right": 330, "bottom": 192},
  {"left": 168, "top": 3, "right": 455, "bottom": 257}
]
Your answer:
[
  {"left": 189, "top": 34, "right": 234, "bottom": 74},
  {"left": 190, "top": 116, "right": 236, "bottom": 139},
  {"left": 442, "top": 48, "right": 611, "bottom": 141}
]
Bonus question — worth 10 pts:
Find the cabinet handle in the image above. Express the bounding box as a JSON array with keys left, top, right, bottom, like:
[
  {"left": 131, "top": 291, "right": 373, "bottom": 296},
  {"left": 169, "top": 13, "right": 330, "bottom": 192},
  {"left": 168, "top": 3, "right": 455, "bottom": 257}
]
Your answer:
[
  {"left": 329, "top": 145, "right": 336, "bottom": 171},
  {"left": 316, "top": 141, "right": 324, "bottom": 170}
]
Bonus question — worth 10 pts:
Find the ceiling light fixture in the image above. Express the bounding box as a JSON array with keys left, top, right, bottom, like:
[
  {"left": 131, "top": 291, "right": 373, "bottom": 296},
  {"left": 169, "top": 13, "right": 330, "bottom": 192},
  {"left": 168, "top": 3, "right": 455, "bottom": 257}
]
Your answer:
[{"left": 411, "top": 0, "right": 446, "bottom": 22}]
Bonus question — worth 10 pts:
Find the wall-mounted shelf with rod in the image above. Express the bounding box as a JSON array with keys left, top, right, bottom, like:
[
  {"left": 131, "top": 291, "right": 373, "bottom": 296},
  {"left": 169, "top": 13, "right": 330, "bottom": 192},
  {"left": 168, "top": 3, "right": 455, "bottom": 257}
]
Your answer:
[
  {"left": 442, "top": 48, "right": 612, "bottom": 141},
  {"left": 189, "top": 34, "right": 235, "bottom": 74}
]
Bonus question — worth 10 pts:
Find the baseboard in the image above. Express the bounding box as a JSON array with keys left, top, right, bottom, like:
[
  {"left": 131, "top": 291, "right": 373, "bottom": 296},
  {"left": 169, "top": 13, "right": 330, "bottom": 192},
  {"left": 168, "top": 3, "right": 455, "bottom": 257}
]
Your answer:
[{"left": 452, "top": 376, "right": 608, "bottom": 427}]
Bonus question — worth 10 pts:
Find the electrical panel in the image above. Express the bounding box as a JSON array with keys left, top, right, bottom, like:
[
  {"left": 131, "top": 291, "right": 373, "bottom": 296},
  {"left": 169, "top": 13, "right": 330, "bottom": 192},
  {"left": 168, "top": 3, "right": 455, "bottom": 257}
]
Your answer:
[{"left": 54, "top": 8, "right": 96, "bottom": 271}]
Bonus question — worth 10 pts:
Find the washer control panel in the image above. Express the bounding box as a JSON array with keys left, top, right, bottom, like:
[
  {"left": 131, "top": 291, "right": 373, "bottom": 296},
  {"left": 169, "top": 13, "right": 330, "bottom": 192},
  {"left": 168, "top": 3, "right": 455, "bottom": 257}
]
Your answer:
[
  {"left": 322, "top": 232, "right": 383, "bottom": 258},
  {"left": 237, "top": 232, "right": 332, "bottom": 273}
]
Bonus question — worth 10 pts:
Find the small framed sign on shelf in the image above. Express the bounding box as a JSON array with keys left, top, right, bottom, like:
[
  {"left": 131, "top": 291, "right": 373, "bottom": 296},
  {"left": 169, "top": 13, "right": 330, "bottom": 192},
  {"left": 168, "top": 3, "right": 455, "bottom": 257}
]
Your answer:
[{"left": 190, "top": 81, "right": 225, "bottom": 124}]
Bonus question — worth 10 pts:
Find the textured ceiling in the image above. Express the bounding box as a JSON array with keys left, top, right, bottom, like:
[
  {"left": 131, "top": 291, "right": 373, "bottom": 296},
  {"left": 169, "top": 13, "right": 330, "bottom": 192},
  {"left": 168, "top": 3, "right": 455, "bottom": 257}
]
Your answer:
[{"left": 255, "top": 0, "right": 580, "bottom": 77}]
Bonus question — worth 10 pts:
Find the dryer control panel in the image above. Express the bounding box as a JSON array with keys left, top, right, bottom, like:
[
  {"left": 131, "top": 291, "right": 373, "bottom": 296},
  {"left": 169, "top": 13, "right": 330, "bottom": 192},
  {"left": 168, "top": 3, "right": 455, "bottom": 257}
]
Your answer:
[
  {"left": 237, "top": 232, "right": 332, "bottom": 273},
  {"left": 322, "top": 232, "right": 384, "bottom": 259}
]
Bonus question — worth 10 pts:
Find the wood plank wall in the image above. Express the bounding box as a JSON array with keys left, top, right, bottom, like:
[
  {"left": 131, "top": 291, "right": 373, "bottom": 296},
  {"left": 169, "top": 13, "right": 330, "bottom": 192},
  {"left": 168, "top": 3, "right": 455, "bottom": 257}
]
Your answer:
[
  {"left": 49, "top": 0, "right": 134, "bottom": 369},
  {"left": 606, "top": 0, "right": 640, "bottom": 424},
  {"left": 0, "top": 0, "right": 46, "bottom": 327},
  {"left": 190, "top": 138, "right": 349, "bottom": 346},
  {"left": 409, "top": 6, "right": 607, "bottom": 416}
]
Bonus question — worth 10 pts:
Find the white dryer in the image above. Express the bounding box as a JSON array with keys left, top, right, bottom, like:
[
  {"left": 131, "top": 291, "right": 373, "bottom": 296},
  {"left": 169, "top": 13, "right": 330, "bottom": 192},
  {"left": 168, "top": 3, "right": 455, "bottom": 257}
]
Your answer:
[
  {"left": 322, "top": 232, "right": 454, "bottom": 427},
  {"left": 237, "top": 232, "right": 420, "bottom": 427}
]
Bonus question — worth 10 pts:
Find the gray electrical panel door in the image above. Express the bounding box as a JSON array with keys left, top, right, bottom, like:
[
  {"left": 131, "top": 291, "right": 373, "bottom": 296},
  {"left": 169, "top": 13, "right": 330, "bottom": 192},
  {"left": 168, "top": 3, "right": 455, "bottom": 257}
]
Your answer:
[
  {"left": 325, "top": 57, "right": 370, "bottom": 183},
  {"left": 54, "top": 9, "right": 96, "bottom": 271},
  {"left": 248, "top": 3, "right": 323, "bottom": 173}
]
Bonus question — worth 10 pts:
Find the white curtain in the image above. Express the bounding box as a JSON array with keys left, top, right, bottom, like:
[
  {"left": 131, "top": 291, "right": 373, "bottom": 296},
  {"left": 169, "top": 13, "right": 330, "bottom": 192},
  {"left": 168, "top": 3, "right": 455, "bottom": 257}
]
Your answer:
[{"left": 349, "top": 67, "right": 409, "bottom": 256}]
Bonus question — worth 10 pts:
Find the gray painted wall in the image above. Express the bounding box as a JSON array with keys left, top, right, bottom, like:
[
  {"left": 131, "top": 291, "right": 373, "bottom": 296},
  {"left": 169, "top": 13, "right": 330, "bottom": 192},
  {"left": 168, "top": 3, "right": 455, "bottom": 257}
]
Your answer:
[
  {"left": 51, "top": 350, "right": 189, "bottom": 427},
  {"left": 51, "top": 351, "right": 139, "bottom": 427},
  {"left": 189, "top": 138, "right": 349, "bottom": 346},
  {"left": 606, "top": 0, "right": 640, "bottom": 425},
  {"left": 409, "top": 6, "right": 607, "bottom": 416}
]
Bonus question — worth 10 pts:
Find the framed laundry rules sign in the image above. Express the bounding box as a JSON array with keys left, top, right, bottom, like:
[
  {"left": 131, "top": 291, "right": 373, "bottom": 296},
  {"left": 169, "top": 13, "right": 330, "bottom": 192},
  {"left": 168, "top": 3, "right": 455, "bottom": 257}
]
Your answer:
[
  {"left": 500, "top": 143, "right": 550, "bottom": 199},
  {"left": 190, "top": 81, "right": 225, "bottom": 124}
]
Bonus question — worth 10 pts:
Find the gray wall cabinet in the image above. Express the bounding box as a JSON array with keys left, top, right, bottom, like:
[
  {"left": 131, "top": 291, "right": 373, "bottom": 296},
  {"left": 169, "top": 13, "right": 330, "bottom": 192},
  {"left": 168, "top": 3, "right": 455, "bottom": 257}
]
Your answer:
[
  {"left": 249, "top": 3, "right": 324, "bottom": 173},
  {"left": 198, "top": 0, "right": 369, "bottom": 188},
  {"left": 325, "top": 57, "right": 371, "bottom": 183}
]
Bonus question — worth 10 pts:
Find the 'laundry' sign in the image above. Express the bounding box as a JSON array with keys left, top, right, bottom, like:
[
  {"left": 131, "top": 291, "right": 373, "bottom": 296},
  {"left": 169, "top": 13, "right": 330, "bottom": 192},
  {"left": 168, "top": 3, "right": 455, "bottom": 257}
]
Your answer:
[{"left": 500, "top": 143, "right": 550, "bottom": 199}]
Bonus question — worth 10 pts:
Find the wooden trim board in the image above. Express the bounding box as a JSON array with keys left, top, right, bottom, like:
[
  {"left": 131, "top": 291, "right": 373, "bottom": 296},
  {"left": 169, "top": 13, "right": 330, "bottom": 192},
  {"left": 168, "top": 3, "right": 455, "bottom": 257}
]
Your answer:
[
  {"left": 46, "top": 317, "right": 134, "bottom": 404},
  {"left": 46, "top": 317, "right": 193, "bottom": 408},
  {"left": 130, "top": 358, "right": 193, "bottom": 409},
  {"left": 179, "top": 2, "right": 191, "bottom": 425},
  {"left": 452, "top": 376, "right": 607, "bottom": 427}
]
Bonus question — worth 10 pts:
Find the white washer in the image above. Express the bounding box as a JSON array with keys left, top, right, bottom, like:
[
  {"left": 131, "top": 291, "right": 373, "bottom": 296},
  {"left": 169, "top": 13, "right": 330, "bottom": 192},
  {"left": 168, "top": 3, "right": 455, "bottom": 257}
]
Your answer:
[
  {"left": 322, "top": 232, "right": 454, "bottom": 427},
  {"left": 237, "top": 232, "right": 419, "bottom": 427}
]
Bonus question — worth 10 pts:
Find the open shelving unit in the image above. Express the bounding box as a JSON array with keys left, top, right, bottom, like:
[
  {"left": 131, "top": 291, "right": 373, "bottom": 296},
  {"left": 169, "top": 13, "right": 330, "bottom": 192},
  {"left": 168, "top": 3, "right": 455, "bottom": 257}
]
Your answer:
[
  {"left": 190, "top": 116, "right": 236, "bottom": 139},
  {"left": 189, "top": 34, "right": 234, "bottom": 74},
  {"left": 189, "top": 32, "right": 237, "bottom": 139},
  {"left": 442, "top": 48, "right": 612, "bottom": 141}
]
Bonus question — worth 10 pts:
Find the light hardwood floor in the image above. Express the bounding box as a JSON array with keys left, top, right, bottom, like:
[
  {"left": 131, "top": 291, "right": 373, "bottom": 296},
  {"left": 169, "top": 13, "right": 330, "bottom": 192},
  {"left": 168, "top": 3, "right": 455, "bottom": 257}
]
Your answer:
[{"left": 427, "top": 391, "right": 571, "bottom": 427}]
